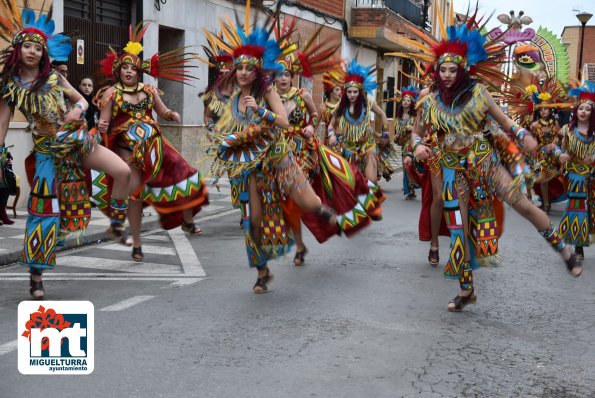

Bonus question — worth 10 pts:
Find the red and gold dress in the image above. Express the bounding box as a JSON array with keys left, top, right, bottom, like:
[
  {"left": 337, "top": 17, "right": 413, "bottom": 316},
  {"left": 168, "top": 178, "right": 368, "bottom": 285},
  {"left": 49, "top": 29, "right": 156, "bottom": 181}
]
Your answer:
[{"left": 97, "top": 82, "right": 208, "bottom": 229}]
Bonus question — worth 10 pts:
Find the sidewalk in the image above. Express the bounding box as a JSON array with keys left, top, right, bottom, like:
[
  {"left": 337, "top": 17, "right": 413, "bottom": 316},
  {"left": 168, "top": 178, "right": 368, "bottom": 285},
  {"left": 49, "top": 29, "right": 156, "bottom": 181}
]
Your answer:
[
  {"left": 0, "top": 178, "right": 235, "bottom": 266},
  {"left": 0, "top": 208, "right": 161, "bottom": 266}
]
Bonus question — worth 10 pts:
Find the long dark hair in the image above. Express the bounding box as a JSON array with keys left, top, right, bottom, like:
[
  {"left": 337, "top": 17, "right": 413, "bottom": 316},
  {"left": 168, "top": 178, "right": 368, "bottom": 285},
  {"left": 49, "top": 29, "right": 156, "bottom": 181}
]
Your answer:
[
  {"left": 532, "top": 106, "right": 555, "bottom": 124},
  {"left": 336, "top": 89, "right": 367, "bottom": 120},
  {"left": 212, "top": 64, "right": 273, "bottom": 101},
  {"left": 569, "top": 102, "right": 595, "bottom": 137},
  {"left": 433, "top": 64, "right": 474, "bottom": 107},
  {"left": 1, "top": 43, "right": 52, "bottom": 91},
  {"left": 397, "top": 100, "right": 416, "bottom": 119}
]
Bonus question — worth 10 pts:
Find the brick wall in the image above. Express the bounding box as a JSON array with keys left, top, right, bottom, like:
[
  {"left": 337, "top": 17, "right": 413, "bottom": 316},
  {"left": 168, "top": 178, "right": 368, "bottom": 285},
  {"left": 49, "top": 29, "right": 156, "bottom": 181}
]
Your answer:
[
  {"left": 351, "top": 8, "right": 417, "bottom": 39},
  {"left": 562, "top": 26, "right": 595, "bottom": 81},
  {"left": 299, "top": 0, "right": 344, "bottom": 19}
]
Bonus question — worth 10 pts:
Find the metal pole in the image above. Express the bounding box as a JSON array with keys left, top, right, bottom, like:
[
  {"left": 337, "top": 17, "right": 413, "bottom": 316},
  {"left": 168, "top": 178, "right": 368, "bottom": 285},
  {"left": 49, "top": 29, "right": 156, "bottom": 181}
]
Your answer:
[{"left": 578, "top": 22, "right": 586, "bottom": 82}]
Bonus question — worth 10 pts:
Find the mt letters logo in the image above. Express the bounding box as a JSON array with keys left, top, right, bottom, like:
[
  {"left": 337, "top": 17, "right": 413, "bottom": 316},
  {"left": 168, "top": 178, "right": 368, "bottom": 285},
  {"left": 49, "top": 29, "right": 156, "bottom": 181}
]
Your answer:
[{"left": 18, "top": 301, "right": 94, "bottom": 375}]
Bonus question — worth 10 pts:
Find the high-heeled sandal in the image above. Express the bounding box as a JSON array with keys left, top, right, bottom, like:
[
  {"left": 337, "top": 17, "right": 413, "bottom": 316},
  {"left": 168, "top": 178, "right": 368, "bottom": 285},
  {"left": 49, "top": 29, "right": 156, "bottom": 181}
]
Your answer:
[
  {"left": 294, "top": 248, "right": 308, "bottom": 266},
  {"left": 29, "top": 271, "right": 45, "bottom": 300},
  {"left": 447, "top": 289, "right": 477, "bottom": 312},
  {"left": 428, "top": 248, "right": 439, "bottom": 266},
  {"left": 253, "top": 267, "right": 273, "bottom": 294},
  {"left": 106, "top": 224, "right": 131, "bottom": 246},
  {"left": 132, "top": 246, "right": 144, "bottom": 262},
  {"left": 565, "top": 253, "right": 583, "bottom": 277},
  {"left": 181, "top": 220, "right": 202, "bottom": 236}
]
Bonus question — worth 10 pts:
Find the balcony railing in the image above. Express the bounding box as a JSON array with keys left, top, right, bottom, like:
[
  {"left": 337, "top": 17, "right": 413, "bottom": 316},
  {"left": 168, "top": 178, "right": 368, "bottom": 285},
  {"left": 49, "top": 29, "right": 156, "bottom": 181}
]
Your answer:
[{"left": 354, "top": 0, "right": 422, "bottom": 26}]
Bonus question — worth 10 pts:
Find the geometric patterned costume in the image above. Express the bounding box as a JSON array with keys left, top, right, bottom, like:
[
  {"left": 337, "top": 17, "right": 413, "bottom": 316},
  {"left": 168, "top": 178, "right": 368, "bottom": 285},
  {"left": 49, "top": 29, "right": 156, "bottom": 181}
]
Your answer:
[{"left": 558, "top": 124, "right": 595, "bottom": 246}]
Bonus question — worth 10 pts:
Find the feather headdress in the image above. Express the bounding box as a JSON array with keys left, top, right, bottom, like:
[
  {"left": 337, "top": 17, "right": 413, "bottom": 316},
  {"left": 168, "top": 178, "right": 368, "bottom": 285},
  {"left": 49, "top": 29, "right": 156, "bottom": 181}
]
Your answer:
[
  {"left": 343, "top": 59, "right": 377, "bottom": 93},
  {"left": 385, "top": 6, "right": 508, "bottom": 90},
  {"left": 0, "top": 1, "right": 71, "bottom": 61},
  {"left": 506, "top": 77, "right": 571, "bottom": 120},
  {"left": 568, "top": 81, "right": 595, "bottom": 106},
  {"left": 274, "top": 16, "right": 341, "bottom": 78},
  {"left": 99, "top": 22, "right": 196, "bottom": 83}
]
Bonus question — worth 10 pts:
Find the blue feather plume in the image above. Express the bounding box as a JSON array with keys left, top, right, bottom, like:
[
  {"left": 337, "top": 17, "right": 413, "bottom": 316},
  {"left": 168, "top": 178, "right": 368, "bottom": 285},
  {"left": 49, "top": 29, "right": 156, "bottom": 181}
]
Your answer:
[
  {"left": 569, "top": 81, "right": 595, "bottom": 98},
  {"left": 235, "top": 24, "right": 283, "bottom": 72},
  {"left": 345, "top": 59, "right": 377, "bottom": 93},
  {"left": 21, "top": 8, "right": 72, "bottom": 62},
  {"left": 446, "top": 24, "right": 487, "bottom": 66}
]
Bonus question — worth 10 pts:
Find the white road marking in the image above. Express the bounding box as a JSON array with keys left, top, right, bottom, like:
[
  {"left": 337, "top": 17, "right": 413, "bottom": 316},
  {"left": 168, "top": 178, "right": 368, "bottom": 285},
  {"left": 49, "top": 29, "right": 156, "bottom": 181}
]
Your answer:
[
  {"left": 203, "top": 205, "right": 227, "bottom": 213},
  {"left": 168, "top": 229, "right": 205, "bottom": 277},
  {"left": 197, "top": 208, "right": 239, "bottom": 222},
  {"left": 99, "top": 243, "right": 176, "bottom": 256},
  {"left": 141, "top": 235, "right": 171, "bottom": 242},
  {"left": 0, "top": 339, "right": 18, "bottom": 356},
  {"left": 46, "top": 256, "right": 181, "bottom": 274},
  {"left": 167, "top": 278, "right": 203, "bottom": 287},
  {"left": 100, "top": 295, "right": 155, "bottom": 312},
  {"left": 0, "top": 277, "right": 203, "bottom": 282}
]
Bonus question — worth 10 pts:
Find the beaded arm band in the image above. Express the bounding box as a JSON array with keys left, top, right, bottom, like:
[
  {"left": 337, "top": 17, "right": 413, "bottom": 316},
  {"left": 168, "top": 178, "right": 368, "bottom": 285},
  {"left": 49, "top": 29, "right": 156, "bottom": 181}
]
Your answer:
[
  {"left": 327, "top": 128, "right": 335, "bottom": 138},
  {"left": 381, "top": 124, "right": 390, "bottom": 139},
  {"left": 308, "top": 115, "right": 319, "bottom": 128},
  {"left": 508, "top": 124, "right": 529, "bottom": 148},
  {"left": 164, "top": 110, "right": 176, "bottom": 121},
  {"left": 257, "top": 107, "right": 277, "bottom": 123},
  {"left": 411, "top": 136, "right": 424, "bottom": 153}
]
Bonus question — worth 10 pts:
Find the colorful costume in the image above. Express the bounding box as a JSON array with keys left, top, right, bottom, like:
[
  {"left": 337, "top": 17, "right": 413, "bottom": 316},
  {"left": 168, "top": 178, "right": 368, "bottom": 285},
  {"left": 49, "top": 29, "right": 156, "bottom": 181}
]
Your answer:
[
  {"left": 507, "top": 79, "right": 570, "bottom": 206},
  {"left": 332, "top": 60, "right": 386, "bottom": 206},
  {"left": 0, "top": 5, "right": 106, "bottom": 269},
  {"left": 95, "top": 23, "right": 208, "bottom": 230},
  {"left": 557, "top": 82, "right": 595, "bottom": 248},
  {"left": 276, "top": 49, "right": 382, "bottom": 241},
  {"left": 207, "top": 10, "right": 301, "bottom": 269},
  {"left": 393, "top": 86, "right": 420, "bottom": 196},
  {"left": 388, "top": 9, "right": 573, "bottom": 294}
]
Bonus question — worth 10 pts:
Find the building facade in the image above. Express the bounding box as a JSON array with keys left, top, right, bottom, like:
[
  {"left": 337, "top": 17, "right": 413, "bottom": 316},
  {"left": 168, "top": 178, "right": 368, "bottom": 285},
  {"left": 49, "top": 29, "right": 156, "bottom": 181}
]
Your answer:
[{"left": 562, "top": 25, "right": 595, "bottom": 83}]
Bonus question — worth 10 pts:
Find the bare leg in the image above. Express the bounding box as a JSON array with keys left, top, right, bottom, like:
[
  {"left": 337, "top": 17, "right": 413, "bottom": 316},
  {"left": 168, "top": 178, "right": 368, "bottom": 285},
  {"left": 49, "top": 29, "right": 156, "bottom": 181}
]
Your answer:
[
  {"left": 128, "top": 199, "right": 143, "bottom": 248},
  {"left": 364, "top": 154, "right": 378, "bottom": 185},
  {"left": 276, "top": 154, "right": 322, "bottom": 213},
  {"left": 430, "top": 171, "right": 444, "bottom": 250},
  {"left": 83, "top": 145, "right": 130, "bottom": 199},
  {"left": 494, "top": 165, "right": 578, "bottom": 275},
  {"left": 541, "top": 180, "right": 550, "bottom": 210},
  {"left": 247, "top": 174, "right": 267, "bottom": 279}
]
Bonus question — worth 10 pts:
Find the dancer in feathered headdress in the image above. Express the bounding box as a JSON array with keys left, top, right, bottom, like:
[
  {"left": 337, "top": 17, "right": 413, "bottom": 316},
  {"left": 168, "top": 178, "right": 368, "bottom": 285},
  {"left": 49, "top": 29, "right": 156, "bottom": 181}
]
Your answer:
[
  {"left": 555, "top": 82, "right": 595, "bottom": 261},
  {"left": 94, "top": 22, "right": 208, "bottom": 262},
  {"left": 0, "top": 1, "right": 133, "bottom": 299},
  {"left": 391, "top": 7, "right": 582, "bottom": 311},
  {"left": 272, "top": 17, "right": 380, "bottom": 264},
  {"left": 507, "top": 78, "right": 571, "bottom": 213},
  {"left": 206, "top": 0, "right": 338, "bottom": 293},
  {"left": 326, "top": 58, "right": 388, "bottom": 219},
  {"left": 320, "top": 69, "right": 344, "bottom": 145}
]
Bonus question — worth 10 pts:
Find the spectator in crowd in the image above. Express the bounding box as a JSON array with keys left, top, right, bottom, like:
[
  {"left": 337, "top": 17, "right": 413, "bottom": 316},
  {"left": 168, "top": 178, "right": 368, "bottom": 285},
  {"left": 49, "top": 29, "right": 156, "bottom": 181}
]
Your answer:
[{"left": 79, "top": 77, "right": 98, "bottom": 129}]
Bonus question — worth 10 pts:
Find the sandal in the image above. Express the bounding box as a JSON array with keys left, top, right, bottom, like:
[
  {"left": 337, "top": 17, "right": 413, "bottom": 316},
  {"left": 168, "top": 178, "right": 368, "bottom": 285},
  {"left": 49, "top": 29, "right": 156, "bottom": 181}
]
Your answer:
[
  {"left": 107, "top": 224, "right": 131, "bottom": 246},
  {"left": 565, "top": 253, "right": 583, "bottom": 277},
  {"left": 132, "top": 246, "right": 144, "bottom": 262},
  {"left": 294, "top": 247, "right": 308, "bottom": 266},
  {"left": 29, "top": 270, "right": 45, "bottom": 300},
  {"left": 253, "top": 267, "right": 273, "bottom": 294},
  {"left": 428, "top": 248, "right": 439, "bottom": 266},
  {"left": 447, "top": 289, "right": 477, "bottom": 312},
  {"left": 181, "top": 220, "right": 202, "bottom": 236}
]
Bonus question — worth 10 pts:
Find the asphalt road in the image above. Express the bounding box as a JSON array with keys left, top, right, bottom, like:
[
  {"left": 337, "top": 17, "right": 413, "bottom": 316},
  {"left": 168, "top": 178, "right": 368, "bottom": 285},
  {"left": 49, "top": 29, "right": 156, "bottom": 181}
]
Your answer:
[{"left": 0, "top": 174, "right": 594, "bottom": 397}]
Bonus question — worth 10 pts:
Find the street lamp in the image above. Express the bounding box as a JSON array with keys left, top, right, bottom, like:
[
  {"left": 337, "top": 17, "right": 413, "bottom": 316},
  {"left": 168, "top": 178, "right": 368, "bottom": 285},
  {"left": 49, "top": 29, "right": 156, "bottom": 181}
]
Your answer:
[{"left": 576, "top": 11, "right": 592, "bottom": 82}]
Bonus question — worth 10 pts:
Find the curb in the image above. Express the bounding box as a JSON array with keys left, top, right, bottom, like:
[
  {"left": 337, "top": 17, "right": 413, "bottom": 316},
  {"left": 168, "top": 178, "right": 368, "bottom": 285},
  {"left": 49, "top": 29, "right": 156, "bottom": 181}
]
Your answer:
[{"left": 0, "top": 218, "right": 162, "bottom": 267}]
